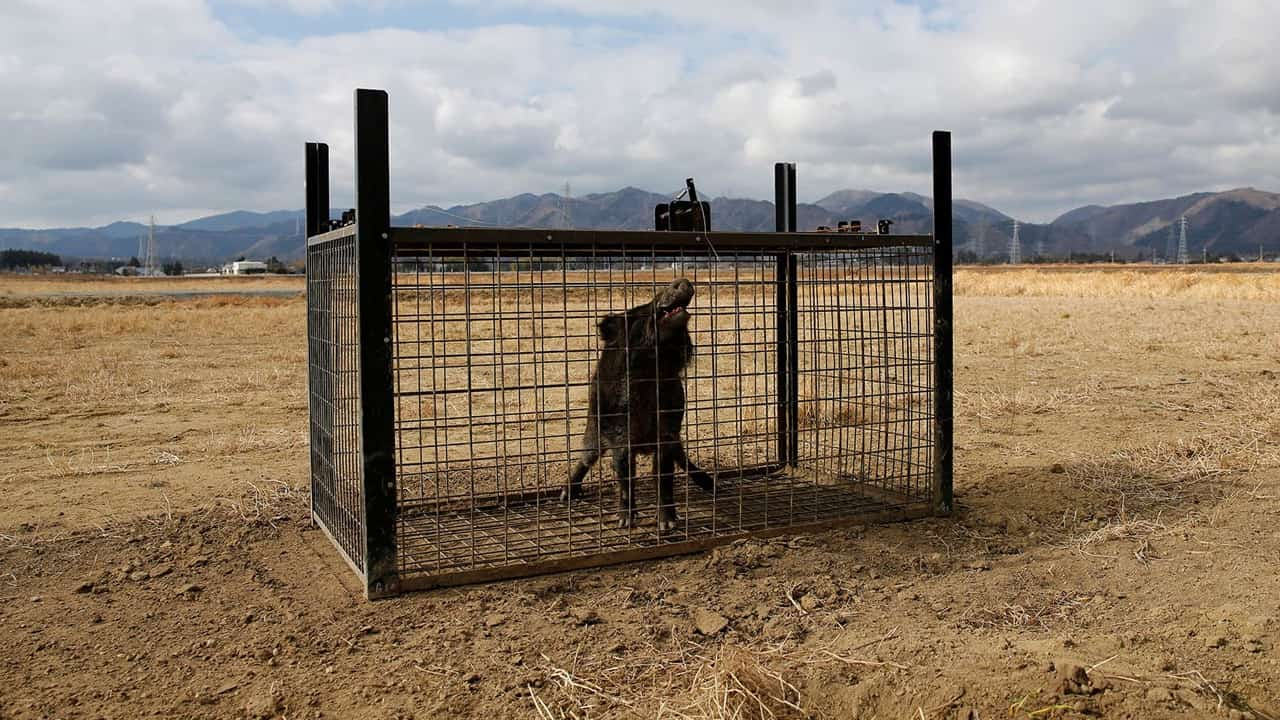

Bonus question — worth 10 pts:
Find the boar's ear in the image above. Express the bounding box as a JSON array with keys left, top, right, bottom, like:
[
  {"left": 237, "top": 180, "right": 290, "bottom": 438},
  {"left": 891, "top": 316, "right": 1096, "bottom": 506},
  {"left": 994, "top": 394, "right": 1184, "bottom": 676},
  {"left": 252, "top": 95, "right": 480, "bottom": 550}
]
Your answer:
[{"left": 597, "top": 313, "right": 625, "bottom": 345}]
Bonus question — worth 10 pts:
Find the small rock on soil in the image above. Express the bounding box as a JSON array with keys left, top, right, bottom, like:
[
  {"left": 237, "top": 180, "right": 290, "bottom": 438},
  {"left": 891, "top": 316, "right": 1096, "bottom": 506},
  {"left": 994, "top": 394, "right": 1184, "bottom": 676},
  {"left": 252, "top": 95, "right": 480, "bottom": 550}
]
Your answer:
[{"left": 694, "top": 608, "right": 729, "bottom": 636}]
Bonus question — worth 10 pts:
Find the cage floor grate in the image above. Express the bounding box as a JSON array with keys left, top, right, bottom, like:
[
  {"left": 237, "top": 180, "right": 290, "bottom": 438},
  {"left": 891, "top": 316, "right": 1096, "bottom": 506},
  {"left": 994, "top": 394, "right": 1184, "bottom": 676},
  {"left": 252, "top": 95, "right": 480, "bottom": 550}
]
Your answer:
[{"left": 396, "top": 471, "right": 927, "bottom": 579}]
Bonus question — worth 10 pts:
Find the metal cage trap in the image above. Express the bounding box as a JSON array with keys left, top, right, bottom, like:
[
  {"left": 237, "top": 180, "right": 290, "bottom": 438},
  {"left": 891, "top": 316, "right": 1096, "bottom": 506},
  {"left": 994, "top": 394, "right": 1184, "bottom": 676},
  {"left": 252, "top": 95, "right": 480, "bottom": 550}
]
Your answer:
[{"left": 306, "top": 89, "right": 954, "bottom": 598}]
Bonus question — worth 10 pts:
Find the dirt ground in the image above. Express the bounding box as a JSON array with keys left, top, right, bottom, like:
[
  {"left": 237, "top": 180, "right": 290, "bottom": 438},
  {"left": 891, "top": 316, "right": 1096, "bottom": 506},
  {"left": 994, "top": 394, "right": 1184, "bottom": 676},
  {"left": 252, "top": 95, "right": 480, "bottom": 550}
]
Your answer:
[{"left": 2, "top": 268, "right": 1279, "bottom": 719}]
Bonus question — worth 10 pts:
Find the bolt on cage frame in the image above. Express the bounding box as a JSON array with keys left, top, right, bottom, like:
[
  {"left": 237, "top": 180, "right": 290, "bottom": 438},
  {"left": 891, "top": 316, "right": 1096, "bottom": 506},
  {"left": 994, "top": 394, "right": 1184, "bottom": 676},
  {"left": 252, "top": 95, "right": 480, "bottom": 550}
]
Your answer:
[{"left": 306, "top": 89, "right": 953, "bottom": 599}]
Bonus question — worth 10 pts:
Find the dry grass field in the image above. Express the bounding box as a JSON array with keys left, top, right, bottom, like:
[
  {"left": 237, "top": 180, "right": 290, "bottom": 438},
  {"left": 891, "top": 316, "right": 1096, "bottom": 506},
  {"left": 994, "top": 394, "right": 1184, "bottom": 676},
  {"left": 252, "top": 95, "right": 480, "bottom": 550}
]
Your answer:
[
  {"left": 2, "top": 267, "right": 1280, "bottom": 719},
  {"left": 0, "top": 273, "right": 303, "bottom": 301}
]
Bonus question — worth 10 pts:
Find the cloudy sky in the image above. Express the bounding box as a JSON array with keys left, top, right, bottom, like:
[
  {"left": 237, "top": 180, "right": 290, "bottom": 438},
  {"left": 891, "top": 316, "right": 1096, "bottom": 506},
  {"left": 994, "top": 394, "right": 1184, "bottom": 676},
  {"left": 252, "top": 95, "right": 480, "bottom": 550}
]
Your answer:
[{"left": 2, "top": 0, "right": 1278, "bottom": 228}]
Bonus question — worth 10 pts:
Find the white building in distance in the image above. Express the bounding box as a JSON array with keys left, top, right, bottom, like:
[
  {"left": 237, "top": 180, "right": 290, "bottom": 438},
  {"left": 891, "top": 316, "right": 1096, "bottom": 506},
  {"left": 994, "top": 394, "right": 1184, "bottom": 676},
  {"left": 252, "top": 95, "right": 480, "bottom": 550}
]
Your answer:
[{"left": 221, "top": 260, "right": 269, "bottom": 275}]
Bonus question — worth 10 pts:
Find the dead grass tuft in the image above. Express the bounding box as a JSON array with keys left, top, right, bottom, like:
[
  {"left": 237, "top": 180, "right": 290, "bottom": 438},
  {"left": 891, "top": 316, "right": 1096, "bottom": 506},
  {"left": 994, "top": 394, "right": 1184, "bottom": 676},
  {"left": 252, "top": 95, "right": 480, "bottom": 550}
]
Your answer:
[
  {"left": 215, "top": 479, "right": 307, "bottom": 528},
  {"left": 957, "top": 383, "right": 1098, "bottom": 420},
  {"left": 1053, "top": 429, "right": 1278, "bottom": 555},
  {"left": 1065, "top": 432, "right": 1269, "bottom": 510},
  {"left": 959, "top": 590, "right": 1091, "bottom": 631},
  {"left": 684, "top": 645, "right": 806, "bottom": 720},
  {"left": 528, "top": 640, "right": 892, "bottom": 720},
  {"left": 1069, "top": 518, "right": 1167, "bottom": 550}
]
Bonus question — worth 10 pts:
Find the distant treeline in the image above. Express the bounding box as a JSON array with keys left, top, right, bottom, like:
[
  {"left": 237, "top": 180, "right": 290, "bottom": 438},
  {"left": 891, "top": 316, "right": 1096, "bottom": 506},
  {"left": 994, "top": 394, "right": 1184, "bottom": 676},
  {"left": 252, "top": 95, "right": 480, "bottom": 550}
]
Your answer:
[{"left": 1, "top": 249, "right": 62, "bottom": 269}]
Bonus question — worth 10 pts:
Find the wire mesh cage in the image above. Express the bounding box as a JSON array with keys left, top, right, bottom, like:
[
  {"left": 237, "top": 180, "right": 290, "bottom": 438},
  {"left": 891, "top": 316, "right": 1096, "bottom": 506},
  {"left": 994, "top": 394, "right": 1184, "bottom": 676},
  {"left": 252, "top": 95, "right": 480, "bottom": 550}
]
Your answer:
[{"left": 306, "top": 90, "right": 954, "bottom": 598}]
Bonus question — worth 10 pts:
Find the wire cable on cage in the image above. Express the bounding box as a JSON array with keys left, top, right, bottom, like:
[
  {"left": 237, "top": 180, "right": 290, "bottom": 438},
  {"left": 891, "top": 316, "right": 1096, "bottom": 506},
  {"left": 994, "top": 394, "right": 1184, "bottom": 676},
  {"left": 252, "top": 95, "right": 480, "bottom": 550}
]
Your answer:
[{"left": 669, "top": 184, "right": 719, "bottom": 260}]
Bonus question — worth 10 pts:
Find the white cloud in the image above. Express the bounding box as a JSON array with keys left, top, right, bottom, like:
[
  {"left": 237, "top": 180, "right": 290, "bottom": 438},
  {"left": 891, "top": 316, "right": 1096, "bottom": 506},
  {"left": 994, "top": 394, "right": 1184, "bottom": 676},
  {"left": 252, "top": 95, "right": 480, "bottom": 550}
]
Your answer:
[
  {"left": 219, "top": 0, "right": 344, "bottom": 15},
  {"left": 0, "top": 0, "right": 1277, "bottom": 227}
]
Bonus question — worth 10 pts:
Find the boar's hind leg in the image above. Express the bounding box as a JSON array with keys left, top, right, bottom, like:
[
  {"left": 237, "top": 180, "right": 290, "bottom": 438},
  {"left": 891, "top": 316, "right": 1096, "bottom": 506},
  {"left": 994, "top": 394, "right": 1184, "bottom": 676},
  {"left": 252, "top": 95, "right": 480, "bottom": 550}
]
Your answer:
[{"left": 613, "top": 449, "right": 637, "bottom": 529}]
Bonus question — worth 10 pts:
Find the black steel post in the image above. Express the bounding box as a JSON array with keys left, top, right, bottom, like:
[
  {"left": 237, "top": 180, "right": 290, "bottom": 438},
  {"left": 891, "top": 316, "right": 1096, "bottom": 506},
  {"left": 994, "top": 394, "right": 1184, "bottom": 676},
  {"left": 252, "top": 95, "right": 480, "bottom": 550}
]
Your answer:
[
  {"left": 786, "top": 164, "right": 797, "bottom": 233},
  {"left": 773, "top": 163, "right": 789, "bottom": 233},
  {"left": 304, "top": 141, "right": 329, "bottom": 529},
  {"left": 305, "top": 143, "right": 329, "bottom": 238},
  {"left": 931, "top": 131, "right": 954, "bottom": 514},
  {"left": 354, "top": 89, "right": 398, "bottom": 596},
  {"left": 784, "top": 163, "right": 799, "bottom": 467},
  {"left": 774, "top": 163, "right": 790, "bottom": 466}
]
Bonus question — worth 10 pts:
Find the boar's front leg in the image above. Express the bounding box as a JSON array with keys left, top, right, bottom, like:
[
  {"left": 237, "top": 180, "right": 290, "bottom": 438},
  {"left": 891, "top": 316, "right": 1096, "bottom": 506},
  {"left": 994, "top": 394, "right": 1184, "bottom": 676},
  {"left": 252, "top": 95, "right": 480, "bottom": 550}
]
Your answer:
[{"left": 655, "top": 444, "right": 679, "bottom": 533}]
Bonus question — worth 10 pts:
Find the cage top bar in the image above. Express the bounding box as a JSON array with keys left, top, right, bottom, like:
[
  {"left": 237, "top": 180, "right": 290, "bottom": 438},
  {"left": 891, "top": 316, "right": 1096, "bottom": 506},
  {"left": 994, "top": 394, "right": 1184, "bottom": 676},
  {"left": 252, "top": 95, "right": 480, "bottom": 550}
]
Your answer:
[
  {"left": 306, "top": 224, "right": 356, "bottom": 246},
  {"left": 384, "top": 226, "right": 932, "bottom": 255},
  {"left": 309, "top": 223, "right": 931, "bottom": 251}
]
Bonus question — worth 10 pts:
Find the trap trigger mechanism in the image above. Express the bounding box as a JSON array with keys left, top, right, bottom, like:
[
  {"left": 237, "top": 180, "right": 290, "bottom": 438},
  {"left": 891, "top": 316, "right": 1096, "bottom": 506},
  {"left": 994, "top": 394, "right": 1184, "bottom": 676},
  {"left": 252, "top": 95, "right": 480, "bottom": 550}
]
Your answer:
[{"left": 654, "top": 177, "right": 711, "bottom": 232}]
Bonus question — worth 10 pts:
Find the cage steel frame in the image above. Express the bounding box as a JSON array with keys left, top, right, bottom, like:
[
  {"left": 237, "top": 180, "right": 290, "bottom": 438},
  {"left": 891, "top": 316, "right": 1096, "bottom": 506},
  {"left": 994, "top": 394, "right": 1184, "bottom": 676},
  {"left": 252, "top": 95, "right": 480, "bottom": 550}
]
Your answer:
[{"left": 306, "top": 89, "right": 954, "bottom": 598}]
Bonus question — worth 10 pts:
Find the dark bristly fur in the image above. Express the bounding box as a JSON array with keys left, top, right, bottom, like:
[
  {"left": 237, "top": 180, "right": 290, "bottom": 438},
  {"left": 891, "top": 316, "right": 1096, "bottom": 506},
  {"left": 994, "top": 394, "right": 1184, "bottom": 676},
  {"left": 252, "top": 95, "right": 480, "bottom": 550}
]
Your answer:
[{"left": 563, "top": 278, "right": 715, "bottom": 531}]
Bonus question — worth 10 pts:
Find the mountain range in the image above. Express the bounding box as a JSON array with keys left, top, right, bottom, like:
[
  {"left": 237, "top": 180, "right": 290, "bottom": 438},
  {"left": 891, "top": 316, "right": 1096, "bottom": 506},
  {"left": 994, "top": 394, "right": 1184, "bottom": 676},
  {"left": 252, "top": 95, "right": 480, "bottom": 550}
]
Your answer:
[{"left": 3, "top": 187, "right": 1278, "bottom": 264}]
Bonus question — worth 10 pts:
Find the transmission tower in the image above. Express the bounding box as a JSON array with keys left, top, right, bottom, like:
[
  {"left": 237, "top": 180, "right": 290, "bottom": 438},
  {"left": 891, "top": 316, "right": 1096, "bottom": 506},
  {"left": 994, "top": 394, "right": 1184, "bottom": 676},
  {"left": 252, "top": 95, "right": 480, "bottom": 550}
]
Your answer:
[
  {"left": 1009, "top": 219, "right": 1021, "bottom": 264},
  {"left": 1034, "top": 236, "right": 1045, "bottom": 260},
  {"left": 1165, "top": 224, "right": 1176, "bottom": 263},
  {"left": 144, "top": 216, "right": 158, "bottom": 275},
  {"left": 974, "top": 221, "right": 987, "bottom": 260},
  {"left": 1177, "top": 215, "right": 1189, "bottom": 264}
]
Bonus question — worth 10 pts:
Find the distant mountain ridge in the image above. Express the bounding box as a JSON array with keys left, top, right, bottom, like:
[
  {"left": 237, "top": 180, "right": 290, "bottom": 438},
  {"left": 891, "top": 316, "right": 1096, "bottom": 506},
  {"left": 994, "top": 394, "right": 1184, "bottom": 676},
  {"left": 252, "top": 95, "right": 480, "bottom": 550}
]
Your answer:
[
  {"left": 2, "top": 186, "right": 1278, "bottom": 263},
  {"left": 1040, "top": 187, "right": 1280, "bottom": 258},
  {"left": 177, "top": 210, "right": 304, "bottom": 233}
]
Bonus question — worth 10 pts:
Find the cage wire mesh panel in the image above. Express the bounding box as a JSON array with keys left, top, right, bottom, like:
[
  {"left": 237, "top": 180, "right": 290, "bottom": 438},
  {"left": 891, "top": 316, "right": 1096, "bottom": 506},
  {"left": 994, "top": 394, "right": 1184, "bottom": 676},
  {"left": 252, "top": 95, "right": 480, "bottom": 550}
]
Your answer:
[
  {"left": 794, "top": 246, "right": 935, "bottom": 503},
  {"left": 306, "top": 227, "right": 367, "bottom": 575},
  {"left": 388, "top": 233, "right": 936, "bottom": 586}
]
